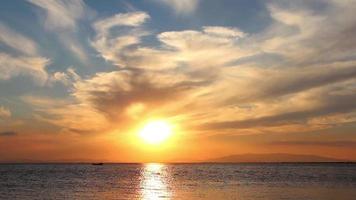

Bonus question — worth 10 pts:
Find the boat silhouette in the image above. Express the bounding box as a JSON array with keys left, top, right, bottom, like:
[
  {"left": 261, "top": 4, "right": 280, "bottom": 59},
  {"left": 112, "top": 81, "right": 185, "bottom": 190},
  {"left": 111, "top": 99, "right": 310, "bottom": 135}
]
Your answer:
[{"left": 91, "top": 163, "right": 104, "bottom": 166}]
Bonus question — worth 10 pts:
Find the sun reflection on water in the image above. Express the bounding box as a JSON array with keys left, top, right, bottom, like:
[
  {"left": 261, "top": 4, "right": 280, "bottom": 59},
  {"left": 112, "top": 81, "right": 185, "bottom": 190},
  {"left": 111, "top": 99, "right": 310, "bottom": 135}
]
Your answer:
[{"left": 140, "top": 163, "right": 171, "bottom": 200}]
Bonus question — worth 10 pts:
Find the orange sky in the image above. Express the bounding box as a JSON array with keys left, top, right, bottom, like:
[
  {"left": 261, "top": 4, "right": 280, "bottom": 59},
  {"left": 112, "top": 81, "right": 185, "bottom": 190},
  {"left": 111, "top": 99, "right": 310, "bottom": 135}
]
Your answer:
[{"left": 1, "top": 0, "right": 356, "bottom": 162}]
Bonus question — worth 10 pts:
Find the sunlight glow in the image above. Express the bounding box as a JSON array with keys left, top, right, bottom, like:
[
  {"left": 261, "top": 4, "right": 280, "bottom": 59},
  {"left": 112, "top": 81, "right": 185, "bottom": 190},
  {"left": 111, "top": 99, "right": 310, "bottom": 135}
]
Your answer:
[
  {"left": 140, "top": 163, "right": 171, "bottom": 200},
  {"left": 139, "top": 120, "right": 173, "bottom": 144}
]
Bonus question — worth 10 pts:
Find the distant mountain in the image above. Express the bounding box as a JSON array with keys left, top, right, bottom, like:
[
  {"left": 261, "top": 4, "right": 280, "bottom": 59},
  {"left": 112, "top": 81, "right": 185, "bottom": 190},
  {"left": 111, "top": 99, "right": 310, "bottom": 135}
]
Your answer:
[{"left": 206, "top": 153, "right": 349, "bottom": 163}]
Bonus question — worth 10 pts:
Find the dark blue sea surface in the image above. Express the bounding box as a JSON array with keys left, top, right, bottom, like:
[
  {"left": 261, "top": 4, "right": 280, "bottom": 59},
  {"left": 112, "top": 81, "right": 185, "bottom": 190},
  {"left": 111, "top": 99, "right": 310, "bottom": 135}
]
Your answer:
[{"left": 0, "top": 163, "right": 355, "bottom": 199}]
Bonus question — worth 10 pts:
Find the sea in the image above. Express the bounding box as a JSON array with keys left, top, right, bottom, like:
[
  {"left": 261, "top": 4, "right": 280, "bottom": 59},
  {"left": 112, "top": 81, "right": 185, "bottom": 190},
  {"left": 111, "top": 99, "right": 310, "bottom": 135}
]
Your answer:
[{"left": 0, "top": 163, "right": 355, "bottom": 200}]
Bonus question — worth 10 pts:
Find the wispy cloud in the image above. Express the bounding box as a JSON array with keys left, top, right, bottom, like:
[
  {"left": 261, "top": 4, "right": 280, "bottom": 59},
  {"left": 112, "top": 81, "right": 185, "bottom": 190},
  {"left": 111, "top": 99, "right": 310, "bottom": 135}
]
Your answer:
[
  {"left": 0, "top": 22, "right": 79, "bottom": 87},
  {"left": 0, "top": 106, "right": 11, "bottom": 118},
  {"left": 91, "top": 11, "right": 150, "bottom": 66},
  {"left": 27, "top": 0, "right": 86, "bottom": 31},
  {"left": 27, "top": 0, "right": 90, "bottom": 63},
  {"left": 50, "top": 67, "right": 81, "bottom": 86},
  {"left": 203, "top": 26, "right": 246, "bottom": 38},
  {"left": 0, "top": 23, "right": 38, "bottom": 56},
  {"left": 92, "top": 11, "right": 248, "bottom": 70},
  {"left": 0, "top": 23, "right": 50, "bottom": 84},
  {"left": 0, "top": 53, "right": 49, "bottom": 84},
  {"left": 153, "top": 0, "right": 200, "bottom": 15},
  {"left": 93, "top": 11, "right": 150, "bottom": 33}
]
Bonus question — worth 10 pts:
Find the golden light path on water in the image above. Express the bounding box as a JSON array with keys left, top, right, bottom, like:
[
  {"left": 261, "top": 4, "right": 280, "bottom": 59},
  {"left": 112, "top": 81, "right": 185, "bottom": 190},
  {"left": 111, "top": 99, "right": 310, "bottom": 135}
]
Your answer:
[{"left": 140, "top": 163, "right": 171, "bottom": 200}]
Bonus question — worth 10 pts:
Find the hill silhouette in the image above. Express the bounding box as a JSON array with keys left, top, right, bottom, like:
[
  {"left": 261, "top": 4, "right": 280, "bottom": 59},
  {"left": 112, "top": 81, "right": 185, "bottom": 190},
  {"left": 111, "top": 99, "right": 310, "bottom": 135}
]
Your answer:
[{"left": 206, "top": 153, "right": 349, "bottom": 163}]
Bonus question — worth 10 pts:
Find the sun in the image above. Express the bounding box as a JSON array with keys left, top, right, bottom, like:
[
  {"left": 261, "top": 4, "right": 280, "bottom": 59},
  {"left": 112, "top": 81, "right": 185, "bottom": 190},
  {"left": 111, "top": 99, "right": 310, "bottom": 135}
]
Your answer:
[{"left": 139, "top": 120, "right": 172, "bottom": 144}]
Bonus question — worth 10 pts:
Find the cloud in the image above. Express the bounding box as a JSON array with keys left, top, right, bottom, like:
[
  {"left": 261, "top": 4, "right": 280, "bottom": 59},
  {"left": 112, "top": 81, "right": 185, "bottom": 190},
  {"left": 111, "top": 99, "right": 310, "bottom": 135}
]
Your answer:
[
  {"left": 93, "top": 12, "right": 150, "bottom": 34},
  {"left": 202, "top": 95, "right": 356, "bottom": 131},
  {"left": 50, "top": 67, "right": 81, "bottom": 86},
  {"left": 269, "top": 141, "right": 356, "bottom": 148},
  {"left": 199, "top": 78, "right": 356, "bottom": 133},
  {"left": 203, "top": 26, "right": 246, "bottom": 38},
  {"left": 0, "top": 22, "right": 51, "bottom": 84},
  {"left": 27, "top": 0, "right": 86, "bottom": 31},
  {"left": 223, "top": 62, "right": 356, "bottom": 104},
  {"left": 0, "top": 131, "right": 17, "bottom": 137},
  {"left": 255, "top": 0, "right": 356, "bottom": 64},
  {"left": 26, "top": 68, "right": 209, "bottom": 133},
  {"left": 91, "top": 11, "right": 150, "bottom": 66},
  {"left": 28, "top": 1, "right": 356, "bottom": 136},
  {"left": 188, "top": 0, "right": 356, "bottom": 133},
  {"left": 153, "top": 0, "right": 200, "bottom": 15},
  {"left": 92, "top": 12, "right": 248, "bottom": 70},
  {"left": 0, "top": 106, "right": 11, "bottom": 118},
  {"left": 0, "top": 23, "right": 38, "bottom": 56},
  {"left": 28, "top": 0, "right": 90, "bottom": 63},
  {"left": 0, "top": 53, "right": 49, "bottom": 85}
]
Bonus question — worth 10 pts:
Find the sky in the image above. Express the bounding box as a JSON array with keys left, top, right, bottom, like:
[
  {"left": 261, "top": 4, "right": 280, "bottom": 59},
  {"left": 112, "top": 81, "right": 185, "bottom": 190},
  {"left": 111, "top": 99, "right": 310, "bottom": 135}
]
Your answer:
[{"left": 0, "top": 0, "right": 356, "bottom": 162}]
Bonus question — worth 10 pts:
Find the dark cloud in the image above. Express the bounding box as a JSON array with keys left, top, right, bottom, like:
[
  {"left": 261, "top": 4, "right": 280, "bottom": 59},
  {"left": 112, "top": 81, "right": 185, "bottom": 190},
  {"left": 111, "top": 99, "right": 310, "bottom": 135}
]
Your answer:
[
  {"left": 226, "top": 65, "right": 356, "bottom": 104},
  {"left": 202, "top": 92, "right": 356, "bottom": 130},
  {"left": 0, "top": 131, "right": 17, "bottom": 137},
  {"left": 79, "top": 70, "right": 210, "bottom": 121}
]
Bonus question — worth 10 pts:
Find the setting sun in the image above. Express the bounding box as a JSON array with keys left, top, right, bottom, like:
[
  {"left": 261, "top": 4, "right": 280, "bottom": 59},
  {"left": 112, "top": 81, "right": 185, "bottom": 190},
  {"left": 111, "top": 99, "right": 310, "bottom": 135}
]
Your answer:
[{"left": 139, "top": 120, "right": 173, "bottom": 144}]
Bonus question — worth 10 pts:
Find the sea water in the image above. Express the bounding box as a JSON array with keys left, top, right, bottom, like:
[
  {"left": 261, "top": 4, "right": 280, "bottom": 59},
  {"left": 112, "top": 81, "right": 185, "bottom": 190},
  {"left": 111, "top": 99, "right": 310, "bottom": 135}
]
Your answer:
[{"left": 0, "top": 163, "right": 355, "bottom": 199}]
